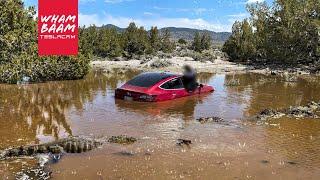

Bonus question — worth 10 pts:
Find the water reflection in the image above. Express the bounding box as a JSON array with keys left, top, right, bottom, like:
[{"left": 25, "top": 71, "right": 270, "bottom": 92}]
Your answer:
[
  {"left": 224, "top": 73, "right": 320, "bottom": 167},
  {"left": 115, "top": 94, "right": 212, "bottom": 121},
  {"left": 0, "top": 71, "right": 127, "bottom": 148}
]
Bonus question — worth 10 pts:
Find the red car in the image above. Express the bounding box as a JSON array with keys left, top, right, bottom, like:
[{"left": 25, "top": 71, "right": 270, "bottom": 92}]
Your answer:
[{"left": 115, "top": 72, "right": 214, "bottom": 102}]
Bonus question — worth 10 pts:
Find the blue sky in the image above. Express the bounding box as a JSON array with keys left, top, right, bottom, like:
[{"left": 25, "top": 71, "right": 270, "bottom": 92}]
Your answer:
[{"left": 23, "top": 0, "right": 272, "bottom": 32}]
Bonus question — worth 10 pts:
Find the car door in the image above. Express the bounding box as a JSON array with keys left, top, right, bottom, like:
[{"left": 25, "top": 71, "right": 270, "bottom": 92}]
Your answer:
[{"left": 160, "top": 78, "right": 186, "bottom": 99}]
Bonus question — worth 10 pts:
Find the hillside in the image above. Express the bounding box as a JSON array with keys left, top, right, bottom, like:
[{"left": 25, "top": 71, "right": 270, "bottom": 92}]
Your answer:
[
  {"left": 100, "top": 24, "right": 231, "bottom": 43},
  {"left": 159, "top": 27, "right": 231, "bottom": 43}
]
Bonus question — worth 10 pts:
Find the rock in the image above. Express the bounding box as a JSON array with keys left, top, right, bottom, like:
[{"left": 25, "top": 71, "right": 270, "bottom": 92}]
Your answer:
[
  {"left": 282, "top": 73, "right": 298, "bottom": 82},
  {"left": 17, "top": 76, "right": 31, "bottom": 84},
  {"left": 177, "top": 139, "right": 192, "bottom": 146},
  {"left": 37, "top": 154, "right": 50, "bottom": 167},
  {"left": 260, "top": 160, "right": 269, "bottom": 164},
  {"left": 108, "top": 135, "right": 137, "bottom": 145},
  {"left": 197, "top": 117, "right": 224, "bottom": 124},
  {"left": 286, "top": 161, "right": 298, "bottom": 165},
  {"left": 27, "top": 146, "right": 38, "bottom": 155},
  {"left": 307, "top": 101, "right": 320, "bottom": 111},
  {"left": 254, "top": 101, "right": 320, "bottom": 121},
  {"left": 114, "top": 151, "right": 135, "bottom": 156},
  {"left": 48, "top": 145, "right": 63, "bottom": 154},
  {"left": 15, "top": 166, "right": 52, "bottom": 180},
  {"left": 286, "top": 106, "right": 317, "bottom": 118},
  {"left": 256, "top": 109, "right": 285, "bottom": 121},
  {"left": 37, "top": 145, "right": 48, "bottom": 153},
  {"left": 8, "top": 148, "right": 20, "bottom": 157},
  {"left": 113, "top": 57, "right": 126, "bottom": 61}
]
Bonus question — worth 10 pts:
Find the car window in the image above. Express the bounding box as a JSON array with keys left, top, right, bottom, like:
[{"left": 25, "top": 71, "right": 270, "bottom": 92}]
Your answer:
[
  {"left": 127, "top": 73, "right": 173, "bottom": 87},
  {"left": 161, "top": 78, "right": 184, "bottom": 89}
]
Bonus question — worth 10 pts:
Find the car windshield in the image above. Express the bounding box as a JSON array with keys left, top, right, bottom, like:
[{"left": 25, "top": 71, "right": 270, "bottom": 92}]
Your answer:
[{"left": 127, "top": 73, "right": 174, "bottom": 87}]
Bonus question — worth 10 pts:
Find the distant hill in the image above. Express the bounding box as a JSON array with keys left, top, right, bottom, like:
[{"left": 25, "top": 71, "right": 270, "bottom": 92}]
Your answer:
[
  {"left": 101, "top": 24, "right": 125, "bottom": 32},
  {"left": 159, "top": 27, "right": 231, "bottom": 43},
  {"left": 100, "top": 24, "right": 231, "bottom": 43}
]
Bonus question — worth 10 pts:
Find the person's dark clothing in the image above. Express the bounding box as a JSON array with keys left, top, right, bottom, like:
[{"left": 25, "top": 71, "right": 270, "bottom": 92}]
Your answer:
[{"left": 183, "top": 71, "right": 198, "bottom": 92}]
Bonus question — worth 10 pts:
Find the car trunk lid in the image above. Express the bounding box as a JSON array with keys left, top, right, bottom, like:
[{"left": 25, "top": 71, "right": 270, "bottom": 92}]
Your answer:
[{"left": 115, "top": 85, "right": 157, "bottom": 102}]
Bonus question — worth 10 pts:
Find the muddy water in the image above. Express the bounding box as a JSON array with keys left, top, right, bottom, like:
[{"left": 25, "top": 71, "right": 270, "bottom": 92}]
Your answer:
[{"left": 1, "top": 71, "right": 320, "bottom": 179}]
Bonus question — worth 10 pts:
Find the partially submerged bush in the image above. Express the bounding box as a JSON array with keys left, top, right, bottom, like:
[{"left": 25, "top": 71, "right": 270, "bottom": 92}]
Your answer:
[
  {"left": 108, "top": 135, "right": 137, "bottom": 145},
  {"left": 150, "top": 59, "right": 172, "bottom": 68},
  {"left": 225, "top": 79, "right": 240, "bottom": 86}
]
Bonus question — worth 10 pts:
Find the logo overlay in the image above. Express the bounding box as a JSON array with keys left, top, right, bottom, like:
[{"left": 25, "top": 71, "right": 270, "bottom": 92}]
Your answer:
[{"left": 38, "top": 0, "right": 78, "bottom": 56}]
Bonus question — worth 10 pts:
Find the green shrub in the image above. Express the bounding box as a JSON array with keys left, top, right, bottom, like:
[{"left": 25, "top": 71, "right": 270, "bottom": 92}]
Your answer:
[
  {"left": 0, "top": 55, "right": 90, "bottom": 83},
  {"left": 0, "top": 0, "right": 90, "bottom": 84}
]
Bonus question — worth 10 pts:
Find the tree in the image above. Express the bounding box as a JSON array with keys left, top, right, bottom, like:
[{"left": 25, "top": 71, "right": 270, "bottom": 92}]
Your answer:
[
  {"left": 95, "top": 28, "right": 122, "bottom": 57},
  {"left": 200, "top": 32, "right": 212, "bottom": 50},
  {"left": 239, "top": 19, "right": 255, "bottom": 60},
  {"left": 224, "top": 0, "right": 320, "bottom": 64},
  {"left": 149, "top": 26, "right": 161, "bottom": 53},
  {"left": 222, "top": 21, "right": 242, "bottom": 60},
  {"left": 160, "top": 28, "right": 175, "bottom": 53},
  {"left": 79, "top": 25, "right": 97, "bottom": 56},
  {"left": 192, "top": 32, "right": 202, "bottom": 52},
  {"left": 122, "top": 22, "right": 150, "bottom": 56},
  {"left": 192, "top": 32, "right": 212, "bottom": 52},
  {"left": 0, "top": 0, "right": 37, "bottom": 65}
]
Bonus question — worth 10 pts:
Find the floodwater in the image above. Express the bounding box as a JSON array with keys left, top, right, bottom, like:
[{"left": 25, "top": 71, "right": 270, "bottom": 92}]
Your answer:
[{"left": 1, "top": 70, "right": 320, "bottom": 179}]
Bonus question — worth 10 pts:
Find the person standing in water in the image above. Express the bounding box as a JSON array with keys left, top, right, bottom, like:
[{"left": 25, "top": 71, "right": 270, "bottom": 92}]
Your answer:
[{"left": 182, "top": 65, "right": 198, "bottom": 92}]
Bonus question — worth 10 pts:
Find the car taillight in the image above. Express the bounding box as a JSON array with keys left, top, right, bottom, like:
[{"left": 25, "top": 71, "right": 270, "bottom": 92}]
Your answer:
[{"left": 139, "top": 94, "right": 156, "bottom": 102}]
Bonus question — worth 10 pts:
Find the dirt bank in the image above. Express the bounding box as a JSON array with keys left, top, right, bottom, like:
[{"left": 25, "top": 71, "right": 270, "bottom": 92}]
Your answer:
[
  {"left": 91, "top": 56, "right": 253, "bottom": 74},
  {"left": 91, "top": 56, "right": 320, "bottom": 76}
]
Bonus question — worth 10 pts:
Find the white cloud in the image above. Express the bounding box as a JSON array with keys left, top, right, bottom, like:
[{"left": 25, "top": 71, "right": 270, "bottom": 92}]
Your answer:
[
  {"left": 227, "top": 12, "right": 249, "bottom": 22},
  {"left": 246, "top": 0, "right": 264, "bottom": 4},
  {"left": 80, "top": 0, "right": 96, "bottom": 3},
  {"left": 79, "top": 13, "right": 231, "bottom": 32},
  {"left": 105, "top": 0, "right": 135, "bottom": 4},
  {"left": 154, "top": 6, "right": 214, "bottom": 15},
  {"left": 143, "top": 12, "right": 154, "bottom": 16}
]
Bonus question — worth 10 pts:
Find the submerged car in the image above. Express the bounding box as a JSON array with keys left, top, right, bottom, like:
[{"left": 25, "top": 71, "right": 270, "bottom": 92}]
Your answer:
[{"left": 115, "top": 72, "right": 214, "bottom": 102}]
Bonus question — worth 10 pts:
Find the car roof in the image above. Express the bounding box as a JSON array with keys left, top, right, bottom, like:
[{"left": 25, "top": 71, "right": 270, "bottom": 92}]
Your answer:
[
  {"left": 145, "top": 72, "right": 178, "bottom": 78},
  {"left": 126, "top": 72, "right": 180, "bottom": 88}
]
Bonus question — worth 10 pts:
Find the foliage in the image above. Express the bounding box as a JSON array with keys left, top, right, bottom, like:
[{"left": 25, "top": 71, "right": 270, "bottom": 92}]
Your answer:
[
  {"left": 178, "top": 38, "right": 187, "bottom": 45},
  {"left": 96, "top": 28, "right": 122, "bottom": 58},
  {"left": 223, "top": 0, "right": 320, "bottom": 65},
  {"left": 160, "top": 28, "right": 175, "bottom": 53},
  {"left": 122, "top": 23, "right": 150, "bottom": 57},
  {"left": 192, "top": 32, "right": 212, "bottom": 52},
  {"left": 80, "top": 24, "right": 176, "bottom": 58},
  {"left": 0, "top": 0, "right": 90, "bottom": 84},
  {"left": 150, "top": 59, "right": 172, "bottom": 68},
  {"left": 149, "top": 26, "right": 161, "bottom": 53}
]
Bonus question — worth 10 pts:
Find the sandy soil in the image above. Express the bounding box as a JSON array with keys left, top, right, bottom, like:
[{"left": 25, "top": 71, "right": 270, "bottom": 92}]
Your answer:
[{"left": 91, "top": 56, "right": 260, "bottom": 74}]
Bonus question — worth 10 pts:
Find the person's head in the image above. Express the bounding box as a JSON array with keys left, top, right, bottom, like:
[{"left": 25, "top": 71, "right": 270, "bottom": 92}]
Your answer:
[{"left": 183, "top": 65, "right": 192, "bottom": 72}]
